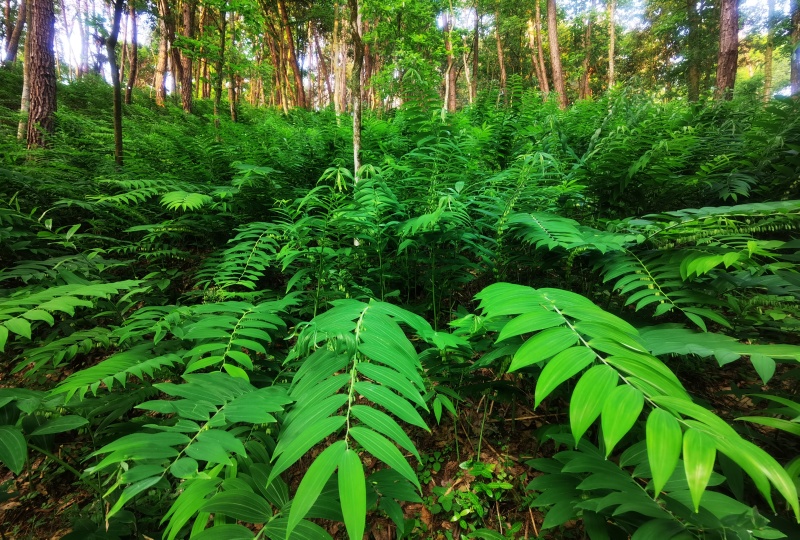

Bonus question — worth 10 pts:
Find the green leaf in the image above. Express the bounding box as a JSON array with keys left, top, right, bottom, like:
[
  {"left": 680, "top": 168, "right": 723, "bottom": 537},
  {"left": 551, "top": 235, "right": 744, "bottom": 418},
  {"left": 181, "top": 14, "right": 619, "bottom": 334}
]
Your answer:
[
  {"left": 4, "top": 317, "right": 31, "bottom": 339},
  {"left": 349, "top": 426, "right": 420, "bottom": 490},
  {"left": 269, "top": 416, "right": 346, "bottom": 484},
  {"left": 353, "top": 382, "right": 428, "bottom": 430},
  {"left": 170, "top": 457, "right": 199, "bottom": 479},
  {"left": 287, "top": 441, "right": 346, "bottom": 540},
  {"left": 0, "top": 325, "right": 7, "bottom": 351},
  {"left": 107, "top": 476, "right": 162, "bottom": 519},
  {"left": 30, "top": 415, "right": 89, "bottom": 436},
  {"left": 496, "top": 310, "right": 564, "bottom": 342},
  {"left": 570, "top": 364, "right": 618, "bottom": 447},
  {"left": 750, "top": 354, "right": 776, "bottom": 385},
  {"left": 601, "top": 385, "right": 644, "bottom": 457},
  {"left": 510, "top": 326, "right": 578, "bottom": 372},
  {"left": 0, "top": 425, "right": 27, "bottom": 474},
  {"left": 683, "top": 428, "right": 716, "bottom": 512},
  {"left": 737, "top": 416, "right": 800, "bottom": 437},
  {"left": 535, "top": 347, "right": 596, "bottom": 408},
  {"left": 350, "top": 405, "right": 420, "bottom": 461},
  {"left": 200, "top": 489, "right": 272, "bottom": 523},
  {"left": 338, "top": 448, "right": 366, "bottom": 540},
  {"left": 646, "top": 409, "right": 682, "bottom": 496},
  {"left": 191, "top": 524, "right": 255, "bottom": 540}
]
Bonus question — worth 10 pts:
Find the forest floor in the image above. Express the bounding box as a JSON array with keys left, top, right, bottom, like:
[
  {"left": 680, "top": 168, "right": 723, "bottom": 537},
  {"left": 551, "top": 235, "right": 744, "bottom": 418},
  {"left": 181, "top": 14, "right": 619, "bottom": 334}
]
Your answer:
[{"left": 1, "top": 361, "right": 786, "bottom": 540}]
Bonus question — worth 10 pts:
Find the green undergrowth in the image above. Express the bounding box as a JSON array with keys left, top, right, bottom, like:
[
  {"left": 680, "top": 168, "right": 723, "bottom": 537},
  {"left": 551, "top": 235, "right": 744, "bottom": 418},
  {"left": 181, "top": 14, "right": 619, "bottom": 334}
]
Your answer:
[{"left": 1, "top": 73, "right": 800, "bottom": 539}]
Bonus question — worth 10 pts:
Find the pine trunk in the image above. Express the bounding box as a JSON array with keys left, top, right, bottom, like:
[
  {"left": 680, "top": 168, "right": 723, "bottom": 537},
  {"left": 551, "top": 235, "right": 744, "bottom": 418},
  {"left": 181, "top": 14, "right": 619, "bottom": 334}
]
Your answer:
[
  {"left": 26, "top": 0, "right": 56, "bottom": 148},
  {"left": 106, "top": 0, "right": 124, "bottom": 165},
  {"left": 125, "top": 1, "right": 138, "bottom": 104},
  {"left": 791, "top": 0, "right": 799, "bottom": 96},
  {"left": 607, "top": 0, "right": 615, "bottom": 89},
  {"left": 4, "top": 0, "right": 25, "bottom": 64},
  {"left": 180, "top": 0, "right": 195, "bottom": 113},
  {"left": 547, "top": 0, "right": 567, "bottom": 108},
  {"left": 278, "top": 0, "right": 306, "bottom": 108},
  {"left": 348, "top": 0, "right": 363, "bottom": 178},
  {"left": 17, "top": 0, "right": 31, "bottom": 139},
  {"left": 714, "top": 0, "right": 738, "bottom": 100},
  {"left": 155, "top": 26, "right": 168, "bottom": 106}
]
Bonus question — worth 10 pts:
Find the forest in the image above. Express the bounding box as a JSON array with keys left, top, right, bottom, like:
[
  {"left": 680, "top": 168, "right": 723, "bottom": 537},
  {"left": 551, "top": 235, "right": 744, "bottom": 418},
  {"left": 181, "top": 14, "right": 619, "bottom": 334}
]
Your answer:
[{"left": 1, "top": 0, "right": 800, "bottom": 538}]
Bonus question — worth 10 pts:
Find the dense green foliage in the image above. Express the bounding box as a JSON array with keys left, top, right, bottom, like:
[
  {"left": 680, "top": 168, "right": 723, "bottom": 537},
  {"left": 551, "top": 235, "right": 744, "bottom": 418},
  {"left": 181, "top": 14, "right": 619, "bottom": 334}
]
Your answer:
[{"left": 1, "top": 70, "right": 800, "bottom": 539}]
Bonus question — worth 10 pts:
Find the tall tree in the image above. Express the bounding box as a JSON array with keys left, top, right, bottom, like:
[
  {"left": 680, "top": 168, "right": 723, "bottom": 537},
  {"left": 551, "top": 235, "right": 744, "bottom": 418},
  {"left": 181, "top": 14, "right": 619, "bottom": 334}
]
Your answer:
[
  {"left": 277, "top": 0, "right": 306, "bottom": 108},
  {"left": 124, "top": 0, "right": 138, "bottom": 104},
  {"left": 3, "top": 0, "right": 25, "bottom": 65},
  {"left": 607, "top": 0, "right": 615, "bottom": 88},
  {"left": 443, "top": 8, "right": 456, "bottom": 112},
  {"left": 494, "top": 5, "right": 507, "bottom": 103},
  {"left": 26, "top": 0, "right": 56, "bottom": 148},
  {"left": 16, "top": 0, "right": 30, "bottom": 139},
  {"left": 348, "top": 0, "right": 363, "bottom": 177},
  {"left": 579, "top": 0, "right": 595, "bottom": 100},
  {"left": 179, "top": 0, "right": 196, "bottom": 112},
  {"left": 686, "top": 0, "right": 701, "bottom": 100},
  {"left": 105, "top": 0, "right": 124, "bottom": 165},
  {"left": 715, "top": 0, "right": 738, "bottom": 99},
  {"left": 547, "top": 0, "right": 567, "bottom": 108},
  {"left": 154, "top": 18, "right": 168, "bottom": 106},
  {"left": 792, "top": 0, "right": 799, "bottom": 95}
]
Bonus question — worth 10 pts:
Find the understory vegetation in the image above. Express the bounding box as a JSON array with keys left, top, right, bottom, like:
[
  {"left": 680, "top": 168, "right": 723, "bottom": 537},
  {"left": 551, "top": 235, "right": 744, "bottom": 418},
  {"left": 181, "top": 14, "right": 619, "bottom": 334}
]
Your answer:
[{"left": 1, "top": 70, "right": 800, "bottom": 539}]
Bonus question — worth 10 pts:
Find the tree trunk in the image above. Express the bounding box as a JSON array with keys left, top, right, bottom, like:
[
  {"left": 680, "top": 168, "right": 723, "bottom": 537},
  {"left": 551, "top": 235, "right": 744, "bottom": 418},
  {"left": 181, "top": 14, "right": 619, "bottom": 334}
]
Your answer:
[
  {"left": 791, "top": 0, "right": 799, "bottom": 96},
  {"left": 125, "top": 0, "right": 138, "bottom": 104},
  {"left": 461, "top": 34, "right": 474, "bottom": 103},
  {"left": 4, "top": 0, "right": 25, "bottom": 65},
  {"left": 494, "top": 7, "right": 507, "bottom": 103},
  {"left": 472, "top": 2, "right": 479, "bottom": 100},
  {"left": 686, "top": 0, "right": 700, "bottom": 101},
  {"left": 607, "top": 0, "right": 615, "bottom": 89},
  {"left": 228, "top": 11, "right": 237, "bottom": 122},
  {"left": 444, "top": 10, "right": 456, "bottom": 112},
  {"left": 763, "top": 0, "right": 774, "bottom": 102},
  {"left": 314, "top": 27, "right": 332, "bottom": 105},
  {"left": 277, "top": 0, "right": 305, "bottom": 108},
  {"left": 26, "top": 0, "right": 56, "bottom": 148},
  {"left": 106, "top": 0, "right": 124, "bottom": 165},
  {"left": 17, "top": 0, "right": 31, "bottom": 139},
  {"left": 155, "top": 22, "right": 168, "bottom": 106},
  {"left": 527, "top": 17, "right": 545, "bottom": 93},
  {"left": 78, "top": 0, "right": 88, "bottom": 76},
  {"left": 715, "top": 0, "right": 738, "bottom": 100},
  {"left": 333, "top": 3, "right": 346, "bottom": 116},
  {"left": 579, "top": 0, "right": 594, "bottom": 100},
  {"left": 180, "top": 0, "right": 195, "bottom": 113},
  {"left": 213, "top": 7, "right": 226, "bottom": 133},
  {"left": 348, "top": 0, "right": 363, "bottom": 178},
  {"left": 547, "top": 0, "right": 567, "bottom": 108}
]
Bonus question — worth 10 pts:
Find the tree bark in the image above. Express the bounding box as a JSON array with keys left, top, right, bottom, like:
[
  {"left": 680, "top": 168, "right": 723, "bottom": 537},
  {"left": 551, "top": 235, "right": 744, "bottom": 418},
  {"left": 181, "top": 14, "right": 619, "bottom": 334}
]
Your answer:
[
  {"left": 277, "top": 0, "right": 305, "bottom": 108},
  {"left": 228, "top": 10, "right": 237, "bottom": 122},
  {"left": 154, "top": 21, "right": 168, "bottom": 106},
  {"left": 4, "top": 0, "right": 25, "bottom": 65},
  {"left": 579, "top": 0, "right": 594, "bottom": 100},
  {"left": 348, "top": 0, "right": 363, "bottom": 178},
  {"left": 763, "top": 0, "right": 774, "bottom": 102},
  {"left": 791, "top": 0, "right": 799, "bottom": 96},
  {"left": 213, "top": 7, "right": 226, "bottom": 133},
  {"left": 547, "top": 0, "right": 567, "bottom": 108},
  {"left": 472, "top": 2, "right": 479, "bottom": 100},
  {"left": 494, "top": 7, "right": 507, "bottom": 103},
  {"left": 179, "top": 0, "right": 195, "bottom": 113},
  {"left": 125, "top": 0, "right": 138, "bottom": 104},
  {"left": 607, "top": 0, "right": 615, "bottom": 89},
  {"left": 714, "top": 0, "right": 738, "bottom": 100},
  {"left": 686, "top": 0, "right": 700, "bottom": 101},
  {"left": 313, "top": 27, "right": 332, "bottom": 105},
  {"left": 17, "top": 0, "right": 31, "bottom": 139},
  {"left": 444, "top": 10, "right": 456, "bottom": 112},
  {"left": 106, "top": 0, "right": 124, "bottom": 165},
  {"left": 26, "top": 0, "right": 56, "bottom": 148}
]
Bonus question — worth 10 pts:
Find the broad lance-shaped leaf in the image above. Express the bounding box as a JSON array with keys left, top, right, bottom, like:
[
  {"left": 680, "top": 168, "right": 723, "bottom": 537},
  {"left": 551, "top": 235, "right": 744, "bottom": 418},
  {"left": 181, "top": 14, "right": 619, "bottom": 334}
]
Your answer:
[
  {"left": 496, "top": 309, "right": 564, "bottom": 342},
  {"left": 0, "top": 425, "right": 27, "bottom": 474},
  {"left": 339, "top": 448, "right": 366, "bottom": 540},
  {"left": 570, "top": 364, "right": 618, "bottom": 447},
  {"left": 602, "top": 385, "right": 644, "bottom": 457},
  {"left": 269, "top": 416, "right": 346, "bottom": 484},
  {"left": 349, "top": 426, "right": 420, "bottom": 491},
  {"left": 287, "top": 441, "right": 346, "bottom": 539},
  {"left": 30, "top": 415, "right": 89, "bottom": 436},
  {"left": 646, "top": 409, "right": 682, "bottom": 496},
  {"left": 683, "top": 428, "right": 716, "bottom": 512},
  {"left": 510, "top": 326, "right": 578, "bottom": 372},
  {"left": 200, "top": 489, "right": 272, "bottom": 523},
  {"left": 535, "top": 347, "right": 595, "bottom": 408}
]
